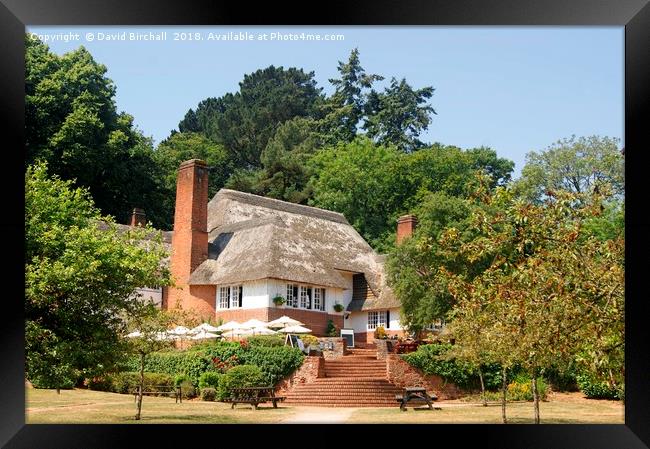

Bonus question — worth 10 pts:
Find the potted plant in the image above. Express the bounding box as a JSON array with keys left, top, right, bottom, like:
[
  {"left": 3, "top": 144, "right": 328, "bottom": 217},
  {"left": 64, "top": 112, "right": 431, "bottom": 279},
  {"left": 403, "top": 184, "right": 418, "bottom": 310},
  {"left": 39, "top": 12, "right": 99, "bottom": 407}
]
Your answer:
[
  {"left": 333, "top": 303, "right": 344, "bottom": 313},
  {"left": 272, "top": 295, "right": 286, "bottom": 307}
]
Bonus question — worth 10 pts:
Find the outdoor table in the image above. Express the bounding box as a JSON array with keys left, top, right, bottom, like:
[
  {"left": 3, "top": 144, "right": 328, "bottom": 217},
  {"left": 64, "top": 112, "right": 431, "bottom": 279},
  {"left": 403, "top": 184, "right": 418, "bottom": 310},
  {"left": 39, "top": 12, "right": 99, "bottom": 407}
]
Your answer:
[{"left": 396, "top": 387, "right": 436, "bottom": 411}]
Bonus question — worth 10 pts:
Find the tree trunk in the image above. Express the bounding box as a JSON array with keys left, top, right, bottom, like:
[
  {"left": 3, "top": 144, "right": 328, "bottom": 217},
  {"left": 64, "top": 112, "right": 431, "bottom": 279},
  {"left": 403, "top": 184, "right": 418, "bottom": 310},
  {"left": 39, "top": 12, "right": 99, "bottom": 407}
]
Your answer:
[
  {"left": 532, "top": 373, "right": 540, "bottom": 424},
  {"left": 501, "top": 366, "right": 508, "bottom": 424},
  {"left": 135, "top": 352, "right": 145, "bottom": 421},
  {"left": 478, "top": 368, "right": 487, "bottom": 407},
  {"left": 56, "top": 388, "right": 60, "bottom": 395}
]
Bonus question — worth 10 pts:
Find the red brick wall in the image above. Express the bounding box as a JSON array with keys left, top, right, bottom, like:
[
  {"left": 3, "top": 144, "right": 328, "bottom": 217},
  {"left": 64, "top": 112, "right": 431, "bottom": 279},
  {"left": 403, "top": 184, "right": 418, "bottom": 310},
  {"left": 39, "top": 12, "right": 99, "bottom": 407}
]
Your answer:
[
  {"left": 275, "top": 356, "right": 324, "bottom": 395},
  {"left": 386, "top": 354, "right": 463, "bottom": 400},
  {"left": 168, "top": 159, "right": 212, "bottom": 319},
  {"left": 214, "top": 307, "right": 343, "bottom": 337}
]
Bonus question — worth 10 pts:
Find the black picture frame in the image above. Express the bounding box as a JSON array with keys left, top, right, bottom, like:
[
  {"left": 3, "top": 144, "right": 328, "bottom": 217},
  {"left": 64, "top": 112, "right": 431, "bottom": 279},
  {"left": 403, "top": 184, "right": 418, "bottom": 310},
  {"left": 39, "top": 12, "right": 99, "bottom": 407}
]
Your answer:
[{"left": 2, "top": 0, "right": 648, "bottom": 447}]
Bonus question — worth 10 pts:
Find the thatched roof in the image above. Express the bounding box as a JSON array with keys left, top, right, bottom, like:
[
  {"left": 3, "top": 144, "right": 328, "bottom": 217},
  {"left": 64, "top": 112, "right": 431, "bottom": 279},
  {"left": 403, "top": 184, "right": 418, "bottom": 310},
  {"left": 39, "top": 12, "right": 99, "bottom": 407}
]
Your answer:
[{"left": 188, "top": 189, "right": 399, "bottom": 310}]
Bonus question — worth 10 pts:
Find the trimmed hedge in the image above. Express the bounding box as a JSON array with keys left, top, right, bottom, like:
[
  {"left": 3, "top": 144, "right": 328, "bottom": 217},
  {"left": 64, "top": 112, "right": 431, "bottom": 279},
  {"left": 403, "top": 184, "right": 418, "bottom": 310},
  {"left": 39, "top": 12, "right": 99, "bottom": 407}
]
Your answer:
[
  {"left": 247, "top": 335, "right": 285, "bottom": 347},
  {"left": 198, "top": 372, "right": 222, "bottom": 390},
  {"left": 201, "top": 387, "right": 216, "bottom": 401},
  {"left": 402, "top": 344, "right": 506, "bottom": 390},
  {"left": 124, "top": 342, "right": 304, "bottom": 388},
  {"left": 217, "top": 365, "right": 266, "bottom": 401},
  {"left": 242, "top": 346, "right": 304, "bottom": 385},
  {"left": 112, "top": 372, "right": 174, "bottom": 395}
]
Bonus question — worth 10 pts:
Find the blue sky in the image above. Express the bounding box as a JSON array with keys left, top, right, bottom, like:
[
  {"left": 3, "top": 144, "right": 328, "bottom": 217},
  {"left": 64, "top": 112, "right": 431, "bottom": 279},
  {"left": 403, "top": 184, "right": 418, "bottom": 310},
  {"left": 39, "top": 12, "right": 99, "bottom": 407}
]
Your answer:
[{"left": 27, "top": 26, "right": 624, "bottom": 178}]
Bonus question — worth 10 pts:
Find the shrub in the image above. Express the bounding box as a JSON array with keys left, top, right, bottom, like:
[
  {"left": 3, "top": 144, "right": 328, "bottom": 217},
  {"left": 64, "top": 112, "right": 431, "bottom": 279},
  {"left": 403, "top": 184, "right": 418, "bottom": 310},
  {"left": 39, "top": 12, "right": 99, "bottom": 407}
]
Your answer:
[
  {"left": 112, "top": 372, "right": 174, "bottom": 395},
  {"left": 86, "top": 375, "right": 115, "bottom": 392},
  {"left": 333, "top": 303, "right": 344, "bottom": 312},
  {"left": 174, "top": 374, "right": 197, "bottom": 399},
  {"left": 325, "top": 319, "right": 338, "bottom": 337},
  {"left": 576, "top": 375, "right": 624, "bottom": 400},
  {"left": 507, "top": 375, "right": 548, "bottom": 401},
  {"left": 198, "top": 371, "right": 222, "bottom": 390},
  {"left": 123, "top": 350, "right": 215, "bottom": 387},
  {"left": 201, "top": 387, "right": 216, "bottom": 401},
  {"left": 374, "top": 326, "right": 387, "bottom": 340},
  {"left": 544, "top": 365, "right": 579, "bottom": 392},
  {"left": 247, "top": 335, "right": 285, "bottom": 347},
  {"left": 300, "top": 334, "right": 319, "bottom": 347},
  {"left": 241, "top": 346, "right": 304, "bottom": 385},
  {"left": 272, "top": 295, "right": 286, "bottom": 306},
  {"left": 217, "top": 365, "right": 266, "bottom": 401}
]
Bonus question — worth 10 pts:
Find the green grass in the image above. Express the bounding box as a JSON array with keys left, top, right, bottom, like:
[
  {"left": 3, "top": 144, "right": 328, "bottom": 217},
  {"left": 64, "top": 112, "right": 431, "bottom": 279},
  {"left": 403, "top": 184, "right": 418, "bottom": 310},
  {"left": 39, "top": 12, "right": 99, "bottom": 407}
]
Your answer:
[
  {"left": 25, "top": 389, "right": 624, "bottom": 424},
  {"left": 26, "top": 389, "right": 295, "bottom": 424}
]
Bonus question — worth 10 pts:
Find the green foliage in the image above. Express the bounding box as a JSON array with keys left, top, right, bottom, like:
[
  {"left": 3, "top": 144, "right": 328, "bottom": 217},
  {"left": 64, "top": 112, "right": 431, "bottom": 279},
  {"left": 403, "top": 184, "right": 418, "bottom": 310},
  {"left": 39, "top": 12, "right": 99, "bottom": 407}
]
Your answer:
[
  {"left": 242, "top": 346, "right": 304, "bottom": 385},
  {"left": 325, "top": 319, "right": 338, "bottom": 337},
  {"left": 112, "top": 372, "right": 174, "bottom": 394},
  {"left": 363, "top": 77, "right": 435, "bottom": 152},
  {"left": 123, "top": 350, "right": 215, "bottom": 387},
  {"left": 402, "top": 344, "right": 507, "bottom": 391},
  {"left": 25, "top": 163, "right": 171, "bottom": 388},
  {"left": 272, "top": 295, "right": 286, "bottom": 306},
  {"left": 85, "top": 375, "right": 116, "bottom": 392},
  {"left": 506, "top": 374, "right": 548, "bottom": 401},
  {"left": 374, "top": 326, "right": 387, "bottom": 340},
  {"left": 198, "top": 372, "right": 223, "bottom": 390},
  {"left": 25, "top": 36, "right": 168, "bottom": 227},
  {"left": 201, "top": 387, "right": 217, "bottom": 401},
  {"left": 300, "top": 335, "right": 319, "bottom": 347},
  {"left": 179, "top": 65, "right": 323, "bottom": 169},
  {"left": 247, "top": 335, "right": 285, "bottom": 347},
  {"left": 576, "top": 375, "right": 624, "bottom": 400},
  {"left": 217, "top": 365, "right": 266, "bottom": 401},
  {"left": 512, "top": 135, "right": 624, "bottom": 203}
]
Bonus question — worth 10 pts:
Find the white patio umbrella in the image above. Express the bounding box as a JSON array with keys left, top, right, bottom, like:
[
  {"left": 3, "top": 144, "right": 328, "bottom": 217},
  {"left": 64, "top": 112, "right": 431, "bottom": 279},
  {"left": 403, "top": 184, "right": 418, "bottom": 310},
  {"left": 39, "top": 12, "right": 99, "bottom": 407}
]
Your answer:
[
  {"left": 190, "top": 323, "right": 221, "bottom": 333},
  {"left": 240, "top": 318, "right": 269, "bottom": 329},
  {"left": 169, "top": 325, "right": 196, "bottom": 336},
  {"left": 278, "top": 324, "right": 312, "bottom": 334},
  {"left": 266, "top": 316, "right": 304, "bottom": 329},
  {"left": 216, "top": 321, "right": 243, "bottom": 332},
  {"left": 221, "top": 328, "right": 253, "bottom": 338},
  {"left": 248, "top": 326, "right": 277, "bottom": 335},
  {"left": 190, "top": 330, "right": 220, "bottom": 340}
]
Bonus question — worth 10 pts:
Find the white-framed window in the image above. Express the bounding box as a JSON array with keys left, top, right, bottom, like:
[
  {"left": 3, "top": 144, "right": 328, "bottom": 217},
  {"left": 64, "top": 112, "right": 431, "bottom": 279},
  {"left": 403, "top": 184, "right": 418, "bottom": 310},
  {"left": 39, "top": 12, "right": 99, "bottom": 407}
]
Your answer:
[
  {"left": 217, "top": 285, "right": 242, "bottom": 309},
  {"left": 218, "top": 286, "right": 229, "bottom": 309},
  {"left": 286, "top": 283, "right": 326, "bottom": 311},
  {"left": 313, "top": 287, "right": 325, "bottom": 311},
  {"left": 368, "top": 310, "right": 388, "bottom": 330},
  {"left": 300, "top": 286, "right": 311, "bottom": 309},
  {"left": 286, "top": 284, "right": 298, "bottom": 308}
]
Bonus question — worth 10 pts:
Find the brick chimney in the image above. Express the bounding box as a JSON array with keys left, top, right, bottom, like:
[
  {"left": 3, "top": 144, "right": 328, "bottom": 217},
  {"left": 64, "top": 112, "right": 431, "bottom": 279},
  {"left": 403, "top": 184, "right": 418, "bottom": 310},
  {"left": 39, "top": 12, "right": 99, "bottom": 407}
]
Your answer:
[
  {"left": 130, "top": 208, "right": 146, "bottom": 227},
  {"left": 396, "top": 214, "right": 418, "bottom": 245},
  {"left": 168, "top": 159, "right": 215, "bottom": 318}
]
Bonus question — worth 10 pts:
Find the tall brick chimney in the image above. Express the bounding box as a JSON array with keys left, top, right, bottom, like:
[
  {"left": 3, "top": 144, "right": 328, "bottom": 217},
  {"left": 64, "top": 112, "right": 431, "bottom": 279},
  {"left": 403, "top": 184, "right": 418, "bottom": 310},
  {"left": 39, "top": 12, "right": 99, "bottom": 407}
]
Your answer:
[
  {"left": 168, "top": 159, "right": 215, "bottom": 318},
  {"left": 130, "top": 208, "right": 146, "bottom": 227},
  {"left": 396, "top": 214, "right": 418, "bottom": 245}
]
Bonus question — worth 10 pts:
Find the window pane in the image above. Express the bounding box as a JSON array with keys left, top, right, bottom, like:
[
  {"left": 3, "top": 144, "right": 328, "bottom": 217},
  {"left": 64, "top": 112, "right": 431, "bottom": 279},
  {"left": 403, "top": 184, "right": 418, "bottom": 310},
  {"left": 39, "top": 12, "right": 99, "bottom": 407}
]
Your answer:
[
  {"left": 314, "top": 288, "right": 321, "bottom": 311},
  {"left": 300, "top": 286, "right": 309, "bottom": 308}
]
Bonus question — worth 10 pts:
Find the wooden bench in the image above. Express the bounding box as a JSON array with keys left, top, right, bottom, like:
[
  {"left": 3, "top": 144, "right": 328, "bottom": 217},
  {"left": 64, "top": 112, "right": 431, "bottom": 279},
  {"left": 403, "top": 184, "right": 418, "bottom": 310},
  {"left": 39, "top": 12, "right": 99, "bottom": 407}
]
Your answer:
[
  {"left": 133, "top": 385, "right": 182, "bottom": 403},
  {"left": 396, "top": 387, "right": 438, "bottom": 411},
  {"left": 223, "top": 386, "right": 286, "bottom": 410}
]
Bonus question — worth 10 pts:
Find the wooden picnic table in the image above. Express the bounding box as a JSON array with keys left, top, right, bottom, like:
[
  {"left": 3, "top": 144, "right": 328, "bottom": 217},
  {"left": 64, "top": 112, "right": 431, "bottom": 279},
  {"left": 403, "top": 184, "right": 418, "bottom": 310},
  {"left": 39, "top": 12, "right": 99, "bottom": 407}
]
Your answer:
[
  {"left": 223, "top": 386, "right": 286, "bottom": 410},
  {"left": 133, "top": 385, "right": 182, "bottom": 403},
  {"left": 395, "top": 387, "right": 438, "bottom": 411}
]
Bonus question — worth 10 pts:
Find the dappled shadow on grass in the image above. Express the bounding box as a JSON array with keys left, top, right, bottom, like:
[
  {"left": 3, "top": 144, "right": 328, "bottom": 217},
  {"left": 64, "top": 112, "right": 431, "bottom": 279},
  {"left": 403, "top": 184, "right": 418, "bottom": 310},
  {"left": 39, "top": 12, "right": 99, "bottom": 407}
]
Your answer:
[{"left": 120, "top": 415, "right": 237, "bottom": 423}]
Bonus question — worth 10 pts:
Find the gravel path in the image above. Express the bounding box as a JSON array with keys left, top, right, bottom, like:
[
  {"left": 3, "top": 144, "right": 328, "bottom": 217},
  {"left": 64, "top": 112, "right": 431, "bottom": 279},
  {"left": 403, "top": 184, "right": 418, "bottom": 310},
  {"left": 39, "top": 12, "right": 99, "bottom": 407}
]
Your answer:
[{"left": 281, "top": 407, "right": 357, "bottom": 424}]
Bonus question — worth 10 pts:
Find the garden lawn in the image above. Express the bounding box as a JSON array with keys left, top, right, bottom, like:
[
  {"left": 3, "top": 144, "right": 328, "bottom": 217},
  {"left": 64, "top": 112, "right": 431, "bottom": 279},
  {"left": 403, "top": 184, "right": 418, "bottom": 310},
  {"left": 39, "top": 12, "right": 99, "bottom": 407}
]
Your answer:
[
  {"left": 348, "top": 392, "right": 624, "bottom": 424},
  {"left": 26, "top": 389, "right": 296, "bottom": 424}
]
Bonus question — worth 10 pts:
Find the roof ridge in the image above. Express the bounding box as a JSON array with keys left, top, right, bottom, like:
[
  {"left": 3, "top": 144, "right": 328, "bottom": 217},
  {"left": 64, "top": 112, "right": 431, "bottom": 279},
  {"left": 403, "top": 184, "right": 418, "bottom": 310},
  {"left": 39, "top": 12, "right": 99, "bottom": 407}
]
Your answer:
[{"left": 213, "top": 189, "right": 349, "bottom": 224}]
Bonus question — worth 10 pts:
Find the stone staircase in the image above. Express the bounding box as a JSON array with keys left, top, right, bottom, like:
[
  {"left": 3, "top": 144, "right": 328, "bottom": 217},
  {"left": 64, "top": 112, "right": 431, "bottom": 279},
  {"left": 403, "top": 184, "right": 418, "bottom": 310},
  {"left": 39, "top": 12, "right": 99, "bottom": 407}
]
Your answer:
[{"left": 284, "top": 347, "right": 403, "bottom": 407}]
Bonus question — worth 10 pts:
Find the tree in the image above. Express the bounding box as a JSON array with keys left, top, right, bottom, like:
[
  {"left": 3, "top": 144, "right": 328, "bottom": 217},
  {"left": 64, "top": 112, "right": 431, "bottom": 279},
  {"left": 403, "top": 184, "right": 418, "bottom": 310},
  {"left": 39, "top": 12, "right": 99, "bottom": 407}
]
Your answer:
[
  {"left": 25, "top": 162, "right": 172, "bottom": 390},
  {"left": 363, "top": 77, "right": 435, "bottom": 152},
  {"left": 25, "top": 36, "right": 167, "bottom": 228},
  {"left": 123, "top": 301, "right": 174, "bottom": 420},
  {"left": 178, "top": 66, "right": 323, "bottom": 169},
  {"left": 153, "top": 132, "right": 231, "bottom": 228},
  {"left": 513, "top": 135, "right": 624, "bottom": 203},
  {"left": 440, "top": 186, "right": 624, "bottom": 423},
  {"left": 325, "top": 48, "right": 384, "bottom": 142}
]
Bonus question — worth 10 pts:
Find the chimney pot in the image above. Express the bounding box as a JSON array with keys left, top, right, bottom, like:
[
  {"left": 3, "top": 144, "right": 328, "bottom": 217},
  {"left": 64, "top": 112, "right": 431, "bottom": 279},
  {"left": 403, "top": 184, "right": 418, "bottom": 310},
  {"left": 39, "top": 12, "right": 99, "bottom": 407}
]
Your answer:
[
  {"left": 397, "top": 214, "right": 418, "bottom": 245},
  {"left": 130, "top": 208, "right": 146, "bottom": 227}
]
